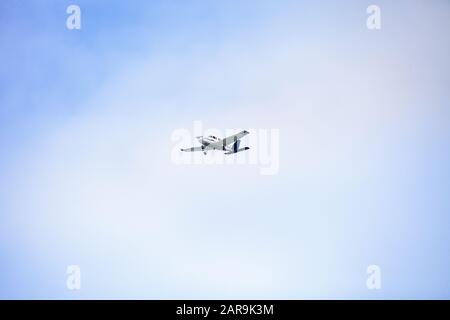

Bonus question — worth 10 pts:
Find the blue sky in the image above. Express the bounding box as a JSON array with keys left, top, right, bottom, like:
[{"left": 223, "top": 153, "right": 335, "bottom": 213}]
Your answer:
[{"left": 0, "top": 0, "right": 449, "bottom": 299}]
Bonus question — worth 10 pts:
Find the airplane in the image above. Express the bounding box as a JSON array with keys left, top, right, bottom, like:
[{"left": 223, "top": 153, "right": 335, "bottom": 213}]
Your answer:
[{"left": 181, "top": 130, "right": 250, "bottom": 155}]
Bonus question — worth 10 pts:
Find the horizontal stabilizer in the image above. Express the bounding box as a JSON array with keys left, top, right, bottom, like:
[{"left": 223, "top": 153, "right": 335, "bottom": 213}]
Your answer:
[{"left": 224, "top": 147, "right": 250, "bottom": 155}]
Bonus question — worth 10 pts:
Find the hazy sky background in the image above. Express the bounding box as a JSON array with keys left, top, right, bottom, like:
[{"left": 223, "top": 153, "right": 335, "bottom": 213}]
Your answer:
[{"left": 0, "top": 0, "right": 449, "bottom": 299}]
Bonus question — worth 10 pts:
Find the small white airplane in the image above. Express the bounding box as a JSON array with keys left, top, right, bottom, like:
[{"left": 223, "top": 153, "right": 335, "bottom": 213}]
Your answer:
[{"left": 181, "top": 130, "right": 250, "bottom": 155}]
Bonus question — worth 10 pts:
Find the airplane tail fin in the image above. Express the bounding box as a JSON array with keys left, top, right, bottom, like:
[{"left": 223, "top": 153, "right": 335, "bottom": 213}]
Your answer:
[{"left": 232, "top": 140, "right": 240, "bottom": 153}]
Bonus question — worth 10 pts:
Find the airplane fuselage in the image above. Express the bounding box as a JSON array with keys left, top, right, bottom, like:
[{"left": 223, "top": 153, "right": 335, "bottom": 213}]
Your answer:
[{"left": 197, "top": 136, "right": 229, "bottom": 151}]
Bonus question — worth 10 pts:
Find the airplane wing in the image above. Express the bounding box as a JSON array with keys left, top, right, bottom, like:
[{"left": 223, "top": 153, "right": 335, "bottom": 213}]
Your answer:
[
  {"left": 181, "top": 146, "right": 204, "bottom": 152},
  {"left": 217, "top": 130, "right": 250, "bottom": 147}
]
